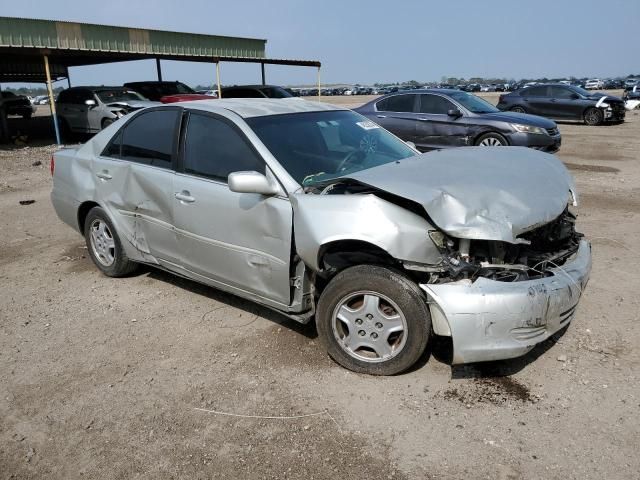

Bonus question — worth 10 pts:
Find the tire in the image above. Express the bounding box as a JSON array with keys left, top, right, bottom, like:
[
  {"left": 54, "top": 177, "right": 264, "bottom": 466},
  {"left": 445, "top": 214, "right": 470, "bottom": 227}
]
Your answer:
[
  {"left": 84, "top": 206, "right": 138, "bottom": 277},
  {"left": 101, "top": 118, "right": 115, "bottom": 130},
  {"left": 584, "top": 107, "right": 603, "bottom": 126},
  {"left": 510, "top": 106, "right": 527, "bottom": 114},
  {"left": 475, "top": 132, "right": 508, "bottom": 147},
  {"left": 316, "top": 265, "right": 431, "bottom": 375},
  {"left": 58, "top": 118, "right": 72, "bottom": 143}
]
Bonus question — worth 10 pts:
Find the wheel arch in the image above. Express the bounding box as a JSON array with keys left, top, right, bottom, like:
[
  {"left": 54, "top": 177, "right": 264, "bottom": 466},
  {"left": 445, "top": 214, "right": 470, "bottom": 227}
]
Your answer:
[
  {"left": 473, "top": 130, "right": 510, "bottom": 146},
  {"left": 77, "top": 200, "right": 101, "bottom": 233}
]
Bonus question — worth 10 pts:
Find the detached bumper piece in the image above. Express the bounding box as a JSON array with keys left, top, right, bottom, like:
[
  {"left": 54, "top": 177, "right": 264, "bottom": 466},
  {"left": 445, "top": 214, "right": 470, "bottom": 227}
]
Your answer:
[{"left": 420, "top": 239, "right": 591, "bottom": 364}]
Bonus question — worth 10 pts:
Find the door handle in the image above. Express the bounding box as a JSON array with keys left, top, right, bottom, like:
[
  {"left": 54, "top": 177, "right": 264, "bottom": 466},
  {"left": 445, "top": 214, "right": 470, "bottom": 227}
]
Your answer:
[
  {"left": 175, "top": 191, "right": 196, "bottom": 203},
  {"left": 417, "top": 118, "right": 430, "bottom": 121},
  {"left": 376, "top": 114, "right": 387, "bottom": 118},
  {"left": 96, "top": 170, "right": 112, "bottom": 180}
]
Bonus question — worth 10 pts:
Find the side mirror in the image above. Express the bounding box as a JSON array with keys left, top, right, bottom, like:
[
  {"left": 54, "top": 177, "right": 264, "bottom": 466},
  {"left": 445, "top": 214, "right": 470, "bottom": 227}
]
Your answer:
[
  {"left": 85, "top": 99, "right": 97, "bottom": 107},
  {"left": 448, "top": 108, "right": 462, "bottom": 117},
  {"left": 570, "top": 93, "right": 580, "bottom": 100},
  {"left": 405, "top": 141, "right": 417, "bottom": 150},
  {"left": 228, "top": 171, "right": 279, "bottom": 196}
]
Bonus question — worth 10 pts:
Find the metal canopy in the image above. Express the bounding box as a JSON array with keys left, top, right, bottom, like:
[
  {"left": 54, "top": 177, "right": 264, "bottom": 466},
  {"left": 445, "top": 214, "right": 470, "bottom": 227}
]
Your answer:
[{"left": 0, "top": 16, "right": 321, "bottom": 83}]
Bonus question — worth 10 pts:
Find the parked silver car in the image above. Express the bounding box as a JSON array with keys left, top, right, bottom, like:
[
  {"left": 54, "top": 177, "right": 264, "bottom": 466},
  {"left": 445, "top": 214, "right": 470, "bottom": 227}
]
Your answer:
[
  {"left": 56, "top": 86, "right": 160, "bottom": 135},
  {"left": 51, "top": 98, "right": 591, "bottom": 375}
]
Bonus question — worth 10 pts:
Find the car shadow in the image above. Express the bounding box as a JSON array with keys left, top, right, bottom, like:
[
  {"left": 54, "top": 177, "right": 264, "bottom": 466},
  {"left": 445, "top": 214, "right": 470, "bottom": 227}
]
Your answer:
[
  {"left": 141, "top": 264, "right": 318, "bottom": 340},
  {"left": 431, "top": 325, "right": 570, "bottom": 379}
]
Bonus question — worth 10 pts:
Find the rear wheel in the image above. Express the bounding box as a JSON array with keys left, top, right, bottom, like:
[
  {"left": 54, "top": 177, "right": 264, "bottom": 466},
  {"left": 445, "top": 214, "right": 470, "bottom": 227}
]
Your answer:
[
  {"left": 84, "top": 207, "right": 138, "bottom": 277},
  {"left": 510, "top": 106, "right": 527, "bottom": 114},
  {"left": 316, "top": 265, "right": 431, "bottom": 375},
  {"left": 475, "top": 132, "right": 508, "bottom": 147},
  {"left": 584, "top": 107, "right": 603, "bottom": 126}
]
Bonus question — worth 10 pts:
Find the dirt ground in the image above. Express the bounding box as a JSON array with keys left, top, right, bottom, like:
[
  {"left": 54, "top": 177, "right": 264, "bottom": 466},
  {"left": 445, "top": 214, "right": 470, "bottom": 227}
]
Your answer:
[{"left": 1, "top": 94, "right": 639, "bottom": 480}]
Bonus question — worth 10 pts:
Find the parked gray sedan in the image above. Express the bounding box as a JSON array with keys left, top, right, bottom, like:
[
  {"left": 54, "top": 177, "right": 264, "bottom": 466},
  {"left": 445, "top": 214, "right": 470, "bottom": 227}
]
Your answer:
[
  {"left": 355, "top": 89, "right": 561, "bottom": 152},
  {"left": 51, "top": 98, "right": 591, "bottom": 375}
]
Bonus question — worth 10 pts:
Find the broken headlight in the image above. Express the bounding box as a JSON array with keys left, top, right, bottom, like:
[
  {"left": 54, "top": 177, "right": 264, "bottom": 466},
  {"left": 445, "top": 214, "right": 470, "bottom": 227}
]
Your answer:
[
  {"left": 429, "top": 230, "right": 454, "bottom": 250},
  {"left": 510, "top": 124, "right": 547, "bottom": 135}
]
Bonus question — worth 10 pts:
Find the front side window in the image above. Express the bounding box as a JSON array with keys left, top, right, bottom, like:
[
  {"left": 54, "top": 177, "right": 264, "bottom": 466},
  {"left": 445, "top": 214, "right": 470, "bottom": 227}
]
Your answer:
[
  {"left": 376, "top": 94, "right": 416, "bottom": 113},
  {"left": 418, "top": 94, "right": 455, "bottom": 114},
  {"left": 183, "top": 112, "right": 264, "bottom": 182},
  {"left": 120, "top": 109, "right": 179, "bottom": 168},
  {"left": 246, "top": 110, "right": 416, "bottom": 187},
  {"left": 448, "top": 91, "right": 499, "bottom": 113},
  {"left": 549, "top": 86, "right": 575, "bottom": 99}
]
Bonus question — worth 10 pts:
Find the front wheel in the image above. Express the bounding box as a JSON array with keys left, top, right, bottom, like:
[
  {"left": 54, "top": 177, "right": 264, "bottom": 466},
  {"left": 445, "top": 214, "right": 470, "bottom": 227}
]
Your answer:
[
  {"left": 510, "top": 106, "right": 527, "bottom": 114},
  {"left": 101, "top": 118, "right": 115, "bottom": 130},
  {"left": 475, "top": 132, "right": 508, "bottom": 147},
  {"left": 316, "top": 265, "right": 431, "bottom": 375},
  {"left": 584, "top": 107, "right": 603, "bottom": 126}
]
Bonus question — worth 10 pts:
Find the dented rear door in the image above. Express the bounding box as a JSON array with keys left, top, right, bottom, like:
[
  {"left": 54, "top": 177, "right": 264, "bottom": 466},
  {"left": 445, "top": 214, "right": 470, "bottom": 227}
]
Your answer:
[{"left": 93, "top": 108, "right": 181, "bottom": 265}]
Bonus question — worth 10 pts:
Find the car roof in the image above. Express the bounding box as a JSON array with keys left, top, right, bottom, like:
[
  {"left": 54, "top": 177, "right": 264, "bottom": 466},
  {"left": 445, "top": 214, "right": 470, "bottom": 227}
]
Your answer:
[
  {"left": 173, "top": 97, "right": 342, "bottom": 118},
  {"left": 64, "top": 86, "right": 129, "bottom": 91}
]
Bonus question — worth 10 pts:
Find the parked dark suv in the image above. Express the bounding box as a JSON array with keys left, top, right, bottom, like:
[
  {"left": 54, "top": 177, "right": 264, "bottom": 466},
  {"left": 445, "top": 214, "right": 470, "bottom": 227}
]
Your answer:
[
  {"left": 497, "top": 84, "right": 626, "bottom": 125},
  {"left": 221, "top": 85, "right": 293, "bottom": 99},
  {"left": 355, "top": 90, "right": 561, "bottom": 153}
]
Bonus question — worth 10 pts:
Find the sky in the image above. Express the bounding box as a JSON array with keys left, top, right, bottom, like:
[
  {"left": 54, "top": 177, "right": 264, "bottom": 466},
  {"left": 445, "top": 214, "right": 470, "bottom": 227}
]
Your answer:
[{"left": 1, "top": 0, "right": 638, "bottom": 89}]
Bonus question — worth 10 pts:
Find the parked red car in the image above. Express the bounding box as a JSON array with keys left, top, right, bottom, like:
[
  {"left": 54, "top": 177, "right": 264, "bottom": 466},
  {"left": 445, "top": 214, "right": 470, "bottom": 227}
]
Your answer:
[{"left": 123, "top": 81, "right": 215, "bottom": 104}]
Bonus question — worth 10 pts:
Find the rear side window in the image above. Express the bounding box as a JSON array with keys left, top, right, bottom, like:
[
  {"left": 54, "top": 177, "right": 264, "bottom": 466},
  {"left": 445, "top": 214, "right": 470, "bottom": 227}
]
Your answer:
[
  {"left": 522, "top": 86, "right": 548, "bottom": 97},
  {"left": 376, "top": 94, "right": 416, "bottom": 113},
  {"left": 119, "top": 109, "right": 179, "bottom": 168},
  {"left": 419, "top": 94, "right": 454, "bottom": 114},
  {"left": 183, "top": 112, "right": 264, "bottom": 182}
]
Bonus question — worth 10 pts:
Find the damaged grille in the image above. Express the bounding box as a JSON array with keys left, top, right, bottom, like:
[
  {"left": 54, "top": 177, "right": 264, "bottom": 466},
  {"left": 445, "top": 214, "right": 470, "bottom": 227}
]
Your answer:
[
  {"left": 438, "top": 209, "right": 582, "bottom": 283},
  {"left": 546, "top": 127, "right": 560, "bottom": 136}
]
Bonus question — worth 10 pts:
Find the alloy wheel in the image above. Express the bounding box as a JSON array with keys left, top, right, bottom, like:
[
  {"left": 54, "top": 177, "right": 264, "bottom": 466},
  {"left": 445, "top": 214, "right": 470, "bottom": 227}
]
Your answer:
[
  {"left": 479, "top": 136, "right": 504, "bottom": 146},
  {"left": 331, "top": 291, "right": 408, "bottom": 363},
  {"left": 89, "top": 219, "right": 116, "bottom": 267}
]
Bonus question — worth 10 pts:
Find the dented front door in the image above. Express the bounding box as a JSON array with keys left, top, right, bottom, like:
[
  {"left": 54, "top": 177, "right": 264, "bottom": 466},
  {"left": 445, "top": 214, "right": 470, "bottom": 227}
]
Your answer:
[{"left": 172, "top": 173, "right": 293, "bottom": 306}]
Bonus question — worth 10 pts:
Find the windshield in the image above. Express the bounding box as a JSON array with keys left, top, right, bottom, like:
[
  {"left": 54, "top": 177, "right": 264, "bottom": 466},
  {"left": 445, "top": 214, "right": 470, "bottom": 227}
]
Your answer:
[
  {"left": 448, "top": 91, "right": 499, "bottom": 113},
  {"left": 246, "top": 110, "right": 416, "bottom": 187},
  {"left": 261, "top": 87, "right": 293, "bottom": 98},
  {"left": 96, "top": 90, "right": 146, "bottom": 103}
]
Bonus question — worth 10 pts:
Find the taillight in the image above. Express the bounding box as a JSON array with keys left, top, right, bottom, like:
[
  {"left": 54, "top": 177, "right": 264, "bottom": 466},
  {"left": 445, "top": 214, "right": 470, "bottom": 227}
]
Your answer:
[
  {"left": 50, "top": 155, "right": 55, "bottom": 176},
  {"left": 498, "top": 95, "right": 505, "bottom": 103}
]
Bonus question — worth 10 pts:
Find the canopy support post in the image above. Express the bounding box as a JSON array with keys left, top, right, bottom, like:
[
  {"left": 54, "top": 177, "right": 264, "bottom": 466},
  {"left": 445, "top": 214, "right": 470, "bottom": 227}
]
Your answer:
[
  {"left": 261, "top": 62, "right": 265, "bottom": 85},
  {"left": 156, "top": 58, "right": 163, "bottom": 81},
  {"left": 44, "top": 55, "right": 61, "bottom": 145},
  {"left": 317, "top": 66, "right": 321, "bottom": 100},
  {"left": 216, "top": 61, "right": 222, "bottom": 98}
]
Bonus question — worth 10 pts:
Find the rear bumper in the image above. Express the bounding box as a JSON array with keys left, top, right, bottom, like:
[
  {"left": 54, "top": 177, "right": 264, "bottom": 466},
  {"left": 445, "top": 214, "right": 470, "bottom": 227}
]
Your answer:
[{"left": 420, "top": 240, "right": 592, "bottom": 364}]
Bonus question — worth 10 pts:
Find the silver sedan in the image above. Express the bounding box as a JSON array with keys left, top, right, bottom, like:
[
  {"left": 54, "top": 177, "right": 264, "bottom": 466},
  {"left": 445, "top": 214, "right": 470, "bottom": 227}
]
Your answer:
[{"left": 51, "top": 98, "right": 591, "bottom": 375}]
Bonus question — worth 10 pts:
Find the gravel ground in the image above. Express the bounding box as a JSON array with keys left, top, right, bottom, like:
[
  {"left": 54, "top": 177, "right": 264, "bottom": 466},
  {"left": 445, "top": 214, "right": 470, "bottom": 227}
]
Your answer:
[{"left": 1, "top": 94, "right": 639, "bottom": 479}]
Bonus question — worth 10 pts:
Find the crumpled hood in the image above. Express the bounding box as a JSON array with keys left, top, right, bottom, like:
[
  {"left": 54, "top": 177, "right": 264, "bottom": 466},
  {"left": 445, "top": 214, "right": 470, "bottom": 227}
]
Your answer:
[{"left": 342, "top": 147, "right": 577, "bottom": 243}]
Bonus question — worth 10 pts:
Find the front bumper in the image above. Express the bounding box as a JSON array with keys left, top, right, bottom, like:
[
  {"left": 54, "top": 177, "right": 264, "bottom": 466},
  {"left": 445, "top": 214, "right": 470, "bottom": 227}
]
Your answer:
[
  {"left": 420, "top": 239, "right": 591, "bottom": 364},
  {"left": 507, "top": 132, "right": 561, "bottom": 153}
]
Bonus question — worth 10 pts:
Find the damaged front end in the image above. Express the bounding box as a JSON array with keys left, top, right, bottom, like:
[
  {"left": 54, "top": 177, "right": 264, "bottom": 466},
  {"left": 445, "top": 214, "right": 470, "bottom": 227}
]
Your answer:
[
  {"left": 298, "top": 147, "right": 592, "bottom": 365},
  {"left": 419, "top": 211, "right": 591, "bottom": 364}
]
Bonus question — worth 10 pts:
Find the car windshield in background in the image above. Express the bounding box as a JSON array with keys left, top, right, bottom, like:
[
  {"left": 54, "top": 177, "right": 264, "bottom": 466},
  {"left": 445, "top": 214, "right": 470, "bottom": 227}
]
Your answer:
[
  {"left": 449, "top": 91, "right": 499, "bottom": 113},
  {"left": 96, "top": 90, "right": 146, "bottom": 103},
  {"left": 246, "top": 110, "right": 416, "bottom": 187}
]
